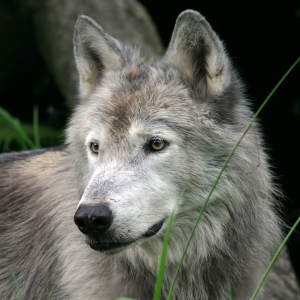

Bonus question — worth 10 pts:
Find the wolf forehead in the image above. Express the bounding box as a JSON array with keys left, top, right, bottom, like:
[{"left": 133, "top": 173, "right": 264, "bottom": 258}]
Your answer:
[
  {"left": 69, "top": 10, "right": 245, "bottom": 145},
  {"left": 81, "top": 63, "right": 197, "bottom": 137}
]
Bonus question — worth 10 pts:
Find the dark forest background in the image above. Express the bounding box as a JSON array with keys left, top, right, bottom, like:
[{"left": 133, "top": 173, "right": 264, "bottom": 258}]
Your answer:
[{"left": 0, "top": 0, "right": 299, "bottom": 281}]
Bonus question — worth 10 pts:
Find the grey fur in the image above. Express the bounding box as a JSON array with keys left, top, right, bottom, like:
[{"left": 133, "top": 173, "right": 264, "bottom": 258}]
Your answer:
[{"left": 0, "top": 10, "right": 283, "bottom": 299}]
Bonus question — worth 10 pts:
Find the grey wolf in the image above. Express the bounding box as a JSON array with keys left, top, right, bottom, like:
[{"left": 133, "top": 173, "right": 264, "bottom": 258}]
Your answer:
[{"left": 0, "top": 10, "right": 282, "bottom": 299}]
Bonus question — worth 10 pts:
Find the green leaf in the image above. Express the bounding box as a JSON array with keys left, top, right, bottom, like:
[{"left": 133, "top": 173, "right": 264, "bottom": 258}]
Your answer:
[
  {"left": 153, "top": 190, "right": 184, "bottom": 300},
  {"left": 0, "top": 106, "right": 62, "bottom": 152},
  {"left": 0, "top": 107, "right": 34, "bottom": 150},
  {"left": 250, "top": 216, "right": 300, "bottom": 300},
  {"left": 12, "top": 271, "right": 24, "bottom": 300}
]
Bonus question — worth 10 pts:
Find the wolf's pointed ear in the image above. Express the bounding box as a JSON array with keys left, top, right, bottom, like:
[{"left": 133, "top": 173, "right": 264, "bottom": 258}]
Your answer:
[
  {"left": 165, "top": 10, "right": 231, "bottom": 97},
  {"left": 74, "top": 16, "right": 124, "bottom": 98}
]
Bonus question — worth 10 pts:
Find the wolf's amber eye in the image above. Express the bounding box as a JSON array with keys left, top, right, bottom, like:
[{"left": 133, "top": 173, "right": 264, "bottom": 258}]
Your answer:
[
  {"left": 90, "top": 142, "right": 99, "bottom": 154},
  {"left": 150, "top": 138, "right": 166, "bottom": 151}
]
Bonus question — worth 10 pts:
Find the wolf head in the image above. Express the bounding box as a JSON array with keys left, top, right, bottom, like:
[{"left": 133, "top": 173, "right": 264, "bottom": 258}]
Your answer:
[{"left": 68, "top": 10, "right": 269, "bottom": 256}]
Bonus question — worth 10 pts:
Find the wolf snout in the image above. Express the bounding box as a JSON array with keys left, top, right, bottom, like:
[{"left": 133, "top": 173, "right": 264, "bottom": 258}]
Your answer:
[{"left": 74, "top": 204, "right": 113, "bottom": 236}]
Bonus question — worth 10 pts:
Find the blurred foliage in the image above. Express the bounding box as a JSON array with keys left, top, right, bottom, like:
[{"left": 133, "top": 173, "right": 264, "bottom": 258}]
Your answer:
[
  {"left": 0, "top": 106, "right": 63, "bottom": 153},
  {"left": 292, "top": 98, "right": 300, "bottom": 117}
]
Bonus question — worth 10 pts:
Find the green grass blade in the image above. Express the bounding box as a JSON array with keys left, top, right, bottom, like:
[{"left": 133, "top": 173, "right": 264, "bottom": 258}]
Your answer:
[
  {"left": 0, "top": 107, "right": 35, "bottom": 149},
  {"left": 2, "top": 135, "right": 13, "bottom": 152},
  {"left": 167, "top": 56, "right": 300, "bottom": 299},
  {"left": 228, "top": 285, "right": 233, "bottom": 300},
  {"left": 11, "top": 271, "right": 24, "bottom": 300},
  {"left": 33, "top": 105, "right": 41, "bottom": 149},
  {"left": 0, "top": 108, "right": 28, "bottom": 150},
  {"left": 250, "top": 216, "right": 300, "bottom": 300},
  {"left": 153, "top": 190, "right": 185, "bottom": 300}
]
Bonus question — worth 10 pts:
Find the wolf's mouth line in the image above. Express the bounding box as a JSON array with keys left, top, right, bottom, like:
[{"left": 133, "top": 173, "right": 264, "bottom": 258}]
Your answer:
[
  {"left": 88, "top": 239, "right": 132, "bottom": 252},
  {"left": 143, "top": 219, "right": 165, "bottom": 237},
  {"left": 86, "top": 219, "right": 165, "bottom": 252}
]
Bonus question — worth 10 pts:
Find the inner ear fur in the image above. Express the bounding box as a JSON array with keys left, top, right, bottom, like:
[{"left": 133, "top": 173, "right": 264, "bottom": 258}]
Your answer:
[
  {"left": 74, "top": 16, "right": 124, "bottom": 98},
  {"left": 164, "top": 10, "right": 232, "bottom": 97}
]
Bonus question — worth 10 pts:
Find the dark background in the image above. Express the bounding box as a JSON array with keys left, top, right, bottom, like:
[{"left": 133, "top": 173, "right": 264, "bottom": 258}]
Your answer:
[{"left": 1, "top": 0, "right": 300, "bottom": 280}]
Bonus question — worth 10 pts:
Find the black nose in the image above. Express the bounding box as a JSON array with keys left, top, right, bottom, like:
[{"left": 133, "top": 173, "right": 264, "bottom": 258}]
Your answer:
[{"left": 74, "top": 204, "right": 113, "bottom": 235}]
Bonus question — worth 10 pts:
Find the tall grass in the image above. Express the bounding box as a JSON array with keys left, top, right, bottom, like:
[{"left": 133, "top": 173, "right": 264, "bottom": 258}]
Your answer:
[
  {"left": 11, "top": 271, "right": 24, "bottom": 300},
  {"left": 0, "top": 106, "right": 38, "bottom": 150},
  {"left": 250, "top": 216, "right": 300, "bottom": 300},
  {"left": 153, "top": 190, "right": 185, "bottom": 300},
  {"left": 0, "top": 106, "right": 62, "bottom": 152}
]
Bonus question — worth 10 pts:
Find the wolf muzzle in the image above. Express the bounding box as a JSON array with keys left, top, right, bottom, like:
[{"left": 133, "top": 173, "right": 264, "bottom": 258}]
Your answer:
[
  {"left": 74, "top": 203, "right": 165, "bottom": 253},
  {"left": 74, "top": 204, "right": 113, "bottom": 236}
]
